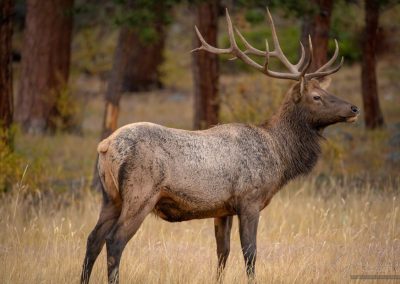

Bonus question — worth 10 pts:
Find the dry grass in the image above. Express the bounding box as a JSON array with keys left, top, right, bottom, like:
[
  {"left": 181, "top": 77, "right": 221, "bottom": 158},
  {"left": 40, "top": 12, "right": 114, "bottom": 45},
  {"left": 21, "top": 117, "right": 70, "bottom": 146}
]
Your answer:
[{"left": 0, "top": 177, "right": 398, "bottom": 284}]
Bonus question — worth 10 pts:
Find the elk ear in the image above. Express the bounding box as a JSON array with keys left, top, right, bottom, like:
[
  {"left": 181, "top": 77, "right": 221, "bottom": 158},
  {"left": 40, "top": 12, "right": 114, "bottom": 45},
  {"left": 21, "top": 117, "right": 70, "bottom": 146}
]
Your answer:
[
  {"left": 292, "top": 78, "right": 307, "bottom": 103},
  {"left": 318, "top": 76, "right": 332, "bottom": 90},
  {"left": 300, "top": 77, "right": 307, "bottom": 95}
]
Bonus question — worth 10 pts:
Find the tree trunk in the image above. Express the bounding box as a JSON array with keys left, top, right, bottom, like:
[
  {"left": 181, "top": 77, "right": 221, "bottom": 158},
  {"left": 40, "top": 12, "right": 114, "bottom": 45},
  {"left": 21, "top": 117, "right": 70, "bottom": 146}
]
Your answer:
[
  {"left": 192, "top": 0, "right": 220, "bottom": 130},
  {"left": 361, "top": 0, "right": 384, "bottom": 129},
  {"left": 100, "top": 28, "right": 131, "bottom": 141},
  {"left": 121, "top": 24, "right": 166, "bottom": 92},
  {"left": 311, "top": 0, "right": 333, "bottom": 71},
  {"left": 0, "top": 0, "right": 14, "bottom": 146},
  {"left": 92, "top": 27, "right": 136, "bottom": 190},
  {"left": 16, "top": 0, "right": 74, "bottom": 134},
  {"left": 113, "top": 1, "right": 169, "bottom": 93},
  {"left": 300, "top": 14, "right": 312, "bottom": 60},
  {"left": 300, "top": 0, "right": 333, "bottom": 71}
]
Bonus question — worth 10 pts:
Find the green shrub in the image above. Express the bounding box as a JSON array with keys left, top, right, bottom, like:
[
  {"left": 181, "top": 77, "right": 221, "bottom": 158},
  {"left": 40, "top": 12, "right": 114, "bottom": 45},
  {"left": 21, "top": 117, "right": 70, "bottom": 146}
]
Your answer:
[
  {"left": 51, "top": 83, "right": 83, "bottom": 133},
  {"left": 0, "top": 128, "right": 23, "bottom": 192},
  {"left": 330, "top": 0, "right": 362, "bottom": 63}
]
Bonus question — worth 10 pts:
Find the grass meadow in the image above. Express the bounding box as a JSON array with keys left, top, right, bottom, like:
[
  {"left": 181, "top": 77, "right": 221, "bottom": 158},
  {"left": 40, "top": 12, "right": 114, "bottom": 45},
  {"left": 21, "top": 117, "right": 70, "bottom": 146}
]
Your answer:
[{"left": 0, "top": 177, "right": 398, "bottom": 283}]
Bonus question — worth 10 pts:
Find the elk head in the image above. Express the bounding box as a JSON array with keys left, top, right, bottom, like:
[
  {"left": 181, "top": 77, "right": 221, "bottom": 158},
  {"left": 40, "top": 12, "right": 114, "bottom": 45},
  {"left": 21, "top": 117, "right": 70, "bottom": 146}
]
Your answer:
[{"left": 192, "top": 8, "right": 359, "bottom": 131}]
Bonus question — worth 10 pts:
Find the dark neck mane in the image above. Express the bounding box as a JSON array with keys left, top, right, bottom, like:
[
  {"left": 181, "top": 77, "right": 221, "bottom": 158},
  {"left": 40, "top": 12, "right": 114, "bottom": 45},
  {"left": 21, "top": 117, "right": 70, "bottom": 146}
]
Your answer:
[{"left": 264, "top": 99, "right": 322, "bottom": 187}]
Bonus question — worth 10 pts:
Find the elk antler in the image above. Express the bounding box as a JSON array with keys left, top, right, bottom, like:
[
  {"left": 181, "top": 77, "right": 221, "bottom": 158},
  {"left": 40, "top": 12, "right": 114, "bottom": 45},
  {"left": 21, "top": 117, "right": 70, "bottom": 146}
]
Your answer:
[
  {"left": 192, "top": 8, "right": 343, "bottom": 82},
  {"left": 305, "top": 39, "right": 344, "bottom": 80},
  {"left": 191, "top": 8, "right": 268, "bottom": 72}
]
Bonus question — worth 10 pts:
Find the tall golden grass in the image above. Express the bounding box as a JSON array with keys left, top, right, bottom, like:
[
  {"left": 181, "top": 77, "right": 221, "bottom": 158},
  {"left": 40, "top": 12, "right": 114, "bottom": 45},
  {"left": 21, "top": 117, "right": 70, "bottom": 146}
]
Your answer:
[{"left": 1, "top": 176, "right": 398, "bottom": 283}]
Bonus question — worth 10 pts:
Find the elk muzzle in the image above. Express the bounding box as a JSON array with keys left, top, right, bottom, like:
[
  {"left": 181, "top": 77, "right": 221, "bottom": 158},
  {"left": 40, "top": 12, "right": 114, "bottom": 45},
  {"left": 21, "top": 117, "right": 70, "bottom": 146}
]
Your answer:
[{"left": 345, "top": 105, "right": 359, "bottom": 122}]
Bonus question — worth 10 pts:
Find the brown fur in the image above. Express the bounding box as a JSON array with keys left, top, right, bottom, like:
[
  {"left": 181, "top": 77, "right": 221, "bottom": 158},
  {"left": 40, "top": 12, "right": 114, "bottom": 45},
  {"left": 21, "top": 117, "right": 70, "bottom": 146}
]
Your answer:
[{"left": 80, "top": 78, "right": 359, "bottom": 283}]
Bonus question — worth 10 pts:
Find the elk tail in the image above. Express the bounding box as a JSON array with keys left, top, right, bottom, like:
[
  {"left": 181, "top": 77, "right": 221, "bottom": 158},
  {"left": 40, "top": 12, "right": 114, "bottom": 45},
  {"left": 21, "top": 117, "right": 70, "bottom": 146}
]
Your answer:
[
  {"left": 97, "top": 139, "right": 121, "bottom": 203},
  {"left": 97, "top": 138, "right": 110, "bottom": 153}
]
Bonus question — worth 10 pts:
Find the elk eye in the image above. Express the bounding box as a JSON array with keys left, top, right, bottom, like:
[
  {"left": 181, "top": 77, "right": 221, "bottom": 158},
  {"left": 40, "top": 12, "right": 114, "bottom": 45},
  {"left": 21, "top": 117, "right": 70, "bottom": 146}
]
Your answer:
[{"left": 313, "top": 95, "right": 321, "bottom": 101}]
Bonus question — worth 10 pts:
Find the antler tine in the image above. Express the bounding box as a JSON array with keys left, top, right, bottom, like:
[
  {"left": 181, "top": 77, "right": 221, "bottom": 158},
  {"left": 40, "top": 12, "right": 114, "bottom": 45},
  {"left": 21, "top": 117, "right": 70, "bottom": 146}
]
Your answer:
[
  {"left": 305, "top": 38, "right": 343, "bottom": 79},
  {"left": 192, "top": 8, "right": 265, "bottom": 71},
  {"left": 235, "top": 27, "right": 265, "bottom": 57},
  {"left": 231, "top": 9, "right": 307, "bottom": 74},
  {"left": 300, "top": 35, "right": 314, "bottom": 77},
  {"left": 263, "top": 39, "right": 300, "bottom": 80},
  {"left": 266, "top": 7, "right": 298, "bottom": 73},
  {"left": 229, "top": 7, "right": 309, "bottom": 79},
  {"left": 225, "top": 9, "right": 264, "bottom": 70},
  {"left": 294, "top": 42, "right": 306, "bottom": 71},
  {"left": 315, "top": 39, "right": 339, "bottom": 72},
  {"left": 191, "top": 25, "right": 231, "bottom": 54},
  {"left": 305, "top": 56, "right": 344, "bottom": 79},
  {"left": 228, "top": 27, "right": 265, "bottom": 61}
]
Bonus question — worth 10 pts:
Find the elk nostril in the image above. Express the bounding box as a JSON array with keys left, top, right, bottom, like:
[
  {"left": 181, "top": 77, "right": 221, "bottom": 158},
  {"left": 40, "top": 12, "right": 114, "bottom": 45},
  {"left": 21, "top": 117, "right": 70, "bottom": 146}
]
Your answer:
[{"left": 351, "top": 105, "right": 359, "bottom": 114}]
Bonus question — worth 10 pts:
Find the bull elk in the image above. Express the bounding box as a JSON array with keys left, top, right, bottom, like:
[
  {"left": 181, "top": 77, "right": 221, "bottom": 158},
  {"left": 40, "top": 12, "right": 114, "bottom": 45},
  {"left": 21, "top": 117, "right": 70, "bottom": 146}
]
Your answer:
[{"left": 81, "top": 8, "right": 359, "bottom": 283}]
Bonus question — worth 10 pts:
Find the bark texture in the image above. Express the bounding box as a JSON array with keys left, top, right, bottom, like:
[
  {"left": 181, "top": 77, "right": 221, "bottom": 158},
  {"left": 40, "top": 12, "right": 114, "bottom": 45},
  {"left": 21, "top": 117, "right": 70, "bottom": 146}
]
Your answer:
[
  {"left": 192, "top": 0, "right": 220, "bottom": 130},
  {"left": 92, "top": 27, "right": 134, "bottom": 190},
  {"left": 361, "top": 0, "right": 385, "bottom": 129},
  {"left": 0, "top": 0, "right": 14, "bottom": 144},
  {"left": 100, "top": 28, "right": 130, "bottom": 141},
  {"left": 120, "top": 22, "right": 166, "bottom": 92},
  {"left": 300, "top": 0, "right": 333, "bottom": 71},
  {"left": 16, "top": 0, "right": 74, "bottom": 134}
]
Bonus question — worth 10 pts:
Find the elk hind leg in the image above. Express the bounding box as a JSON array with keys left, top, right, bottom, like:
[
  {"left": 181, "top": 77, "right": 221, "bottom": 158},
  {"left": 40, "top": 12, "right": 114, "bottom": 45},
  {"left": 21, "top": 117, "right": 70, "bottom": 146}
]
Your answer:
[
  {"left": 105, "top": 191, "right": 159, "bottom": 284},
  {"left": 81, "top": 198, "right": 121, "bottom": 284}
]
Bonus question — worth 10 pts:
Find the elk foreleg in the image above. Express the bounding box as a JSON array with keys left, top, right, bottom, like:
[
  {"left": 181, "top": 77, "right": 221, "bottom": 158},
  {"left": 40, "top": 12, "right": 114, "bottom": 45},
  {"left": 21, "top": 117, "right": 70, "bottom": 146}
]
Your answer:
[
  {"left": 214, "top": 216, "right": 233, "bottom": 280},
  {"left": 238, "top": 209, "right": 259, "bottom": 279}
]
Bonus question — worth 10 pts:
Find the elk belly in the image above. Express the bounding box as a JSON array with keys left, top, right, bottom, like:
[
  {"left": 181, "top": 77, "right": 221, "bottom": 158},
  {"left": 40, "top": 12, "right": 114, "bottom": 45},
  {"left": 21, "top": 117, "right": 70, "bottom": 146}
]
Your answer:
[{"left": 153, "top": 193, "right": 234, "bottom": 222}]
